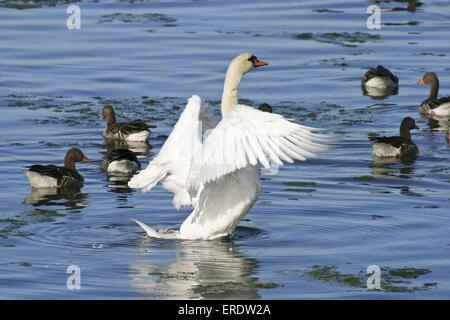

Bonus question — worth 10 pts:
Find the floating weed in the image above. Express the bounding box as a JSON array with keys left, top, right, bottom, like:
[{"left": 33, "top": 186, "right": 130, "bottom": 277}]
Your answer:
[
  {"left": 385, "top": 267, "right": 430, "bottom": 279},
  {"left": 0, "top": 217, "right": 27, "bottom": 238},
  {"left": 284, "top": 188, "right": 316, "bottom": 193},
  {"left": 383, "top": 21, "right": 420, "bottom": 26},
  {"left": 9, "top": 100, "right": 31, "bottom": 107},
  {"left": 283, "top": 181, "right": 317, "bottom": 187},
  {"left": 29, "top": 209, "right": 64, "bottom": 218},
  {"left": 304, "top": 265, "right": 436, "bottom": 292},
  {"left": 313, "top": 9, "right": 344, "bottom": 13},
  {"left": 254, "top": 281, "right": 280, "bottom": 289},
  {"left": 400, "top": 188, "right": 423, "bottom": 197},
  {"left": 306, "top": 265, "right": 363, "bottom": 288},
  {"left": 414, "top": 52, "right": 446, "bottom": 57},
  {"left": 0, "top": 0, "right": 74, "bottom": 9},
  {"left": 100, "top": 13, "right": 177, "bottom": 25},
  {"left": 293, "top": 32, "right": 313, "bottom": 40},
  {"left": 293, "top": 32, "right": 381, "bottom": 47},
  {"left": 353, "top": 175, "right": 374, "bottom": 181},
  {"left": 39, "top": 141, "right": 61, "bottom": 148}
]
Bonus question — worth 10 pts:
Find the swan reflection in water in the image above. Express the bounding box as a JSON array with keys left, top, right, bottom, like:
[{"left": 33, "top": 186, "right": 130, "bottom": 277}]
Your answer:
[
  {"left": 130, "top": 231, "right": 262, "bottom": 299},
  {"left": 24, "top": 186, "right": 88, "bottom": 210}
]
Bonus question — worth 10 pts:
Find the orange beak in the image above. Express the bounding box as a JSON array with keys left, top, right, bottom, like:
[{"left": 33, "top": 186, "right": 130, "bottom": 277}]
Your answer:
[
  {"left": 417, "top": 78, "right": 425, "bottom": 85},
  {"left": 254, "top": 60, "right": 269, "bottom": 67},
  {"left": 82, "top": 156, "right": 91, "bottom": 163}
]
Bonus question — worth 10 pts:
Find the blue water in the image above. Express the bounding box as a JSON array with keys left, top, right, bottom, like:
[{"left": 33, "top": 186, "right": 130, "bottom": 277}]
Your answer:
[{"left": 1, "top": 0, "right": 450, "bottom": 299}]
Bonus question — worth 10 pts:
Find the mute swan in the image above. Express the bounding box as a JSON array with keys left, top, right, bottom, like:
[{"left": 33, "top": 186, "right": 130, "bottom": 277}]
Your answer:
[
  {"left": 369, "top": 117, "right": 419, "bottom": 159},
  {"left": 129, "top": 52, "right": 330, "bottom": 240}
]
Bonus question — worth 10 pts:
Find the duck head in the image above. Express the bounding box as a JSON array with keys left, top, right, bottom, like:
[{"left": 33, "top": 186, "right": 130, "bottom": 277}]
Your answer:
[
  {"left": 400, "top": 117, "right": 419, "bottom": 139},
  {"left": 64, "top": 148, "right": 91, "bottom": 169},
  {"left": 101, "top": 105, "right": 117, "bottom": 124}
]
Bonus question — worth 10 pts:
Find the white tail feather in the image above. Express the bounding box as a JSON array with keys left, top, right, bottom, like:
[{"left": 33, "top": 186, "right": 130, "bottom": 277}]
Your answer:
[{"left": 133, "top": 219, "right": 161, "bottom": 238}]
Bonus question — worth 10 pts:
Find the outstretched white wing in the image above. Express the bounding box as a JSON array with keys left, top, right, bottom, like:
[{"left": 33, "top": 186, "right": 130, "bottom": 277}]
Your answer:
[
  {"left": 128, "top": 95, "right": 213, "bottom": 209},
  {"left": 187, "top": 104, "right": 331, "bottom": 190}
]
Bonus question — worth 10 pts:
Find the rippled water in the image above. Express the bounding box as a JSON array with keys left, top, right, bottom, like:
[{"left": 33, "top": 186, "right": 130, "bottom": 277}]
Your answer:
[{"left": 1, "top": 0, "right": 450, "bottom": 299}]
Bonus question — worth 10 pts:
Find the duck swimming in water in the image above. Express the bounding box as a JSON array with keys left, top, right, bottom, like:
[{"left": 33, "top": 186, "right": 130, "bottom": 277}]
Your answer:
[
  {"left": 101, "top": 148, "right": 141, "bottom": 175},
  {"left": 101, "top": 105, "right": 150, "bottom": 142},
  {"left": 417, "top": 72, "right": 450, "bottom": 117},
  {"left": 361, "top": 65, "right": 399, "bottom": 98},
  {"left": 369, "top": 117, "right": 419, "bottom": 159},
  {"left": 258, "top": 103, "right": 272, "bottom": 113},
  {"left": 25, "top": 148, "right": 90, "bottom": 188}
]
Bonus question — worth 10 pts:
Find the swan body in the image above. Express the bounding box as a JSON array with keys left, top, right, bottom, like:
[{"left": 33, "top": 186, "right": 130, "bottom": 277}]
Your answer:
[{"left": 129, "top": 53, "right": 330, "bottom": 240}]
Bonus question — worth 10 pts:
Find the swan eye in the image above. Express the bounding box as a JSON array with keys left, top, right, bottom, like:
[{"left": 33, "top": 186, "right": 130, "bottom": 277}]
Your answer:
[{"left": 248, "top": 55, "right": 257, "bottom": 64}]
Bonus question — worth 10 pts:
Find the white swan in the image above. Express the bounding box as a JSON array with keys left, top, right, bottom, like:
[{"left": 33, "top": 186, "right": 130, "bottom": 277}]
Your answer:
[{"left": 129, "top": 52, "right": 330, "bottom": 240}]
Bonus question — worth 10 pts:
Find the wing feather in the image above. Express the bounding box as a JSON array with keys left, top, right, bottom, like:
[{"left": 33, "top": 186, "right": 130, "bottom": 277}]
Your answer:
[
  {"left": 187, "top": 104, "right": 331, "bottom": 189},
  {"left": 129, "top": 95, "right": 212, "bottom": 209}
]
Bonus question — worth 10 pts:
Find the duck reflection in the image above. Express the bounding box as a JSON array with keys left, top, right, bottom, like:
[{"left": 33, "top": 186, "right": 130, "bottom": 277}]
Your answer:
[
  {"left": 101, "top": 147, "right": 142, "bottom": 195},
  {"left": 362, "top": 86, "right": 398, "bottom": 100},
  {"left": 425, "top": 116, "right": 450, "bottom": 132},
  {"left": 105, "top": 177, "right": 135, "bottom": 195},
  {"left": 370, "top": 158, "right": 416, "bottom": 178},
  {"left": 131, "top": 237, "right": 260, "bottom": 299},
  {"left": 24, "top": 186, "right": 88, "bottom": 210},
  {"left": 104, "top": 139, "right": 151, "bottom": 157}
]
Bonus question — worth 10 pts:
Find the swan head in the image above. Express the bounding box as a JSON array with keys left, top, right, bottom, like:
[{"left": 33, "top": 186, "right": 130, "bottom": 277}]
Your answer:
[{"left": 228, "top": 52, "right": 269, "bottom": 76}]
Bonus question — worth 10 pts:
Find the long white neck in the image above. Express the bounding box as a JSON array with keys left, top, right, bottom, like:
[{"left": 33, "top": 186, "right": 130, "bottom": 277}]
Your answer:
[{"left": 221, "top": 64, "right": 243, "bottom": 116}]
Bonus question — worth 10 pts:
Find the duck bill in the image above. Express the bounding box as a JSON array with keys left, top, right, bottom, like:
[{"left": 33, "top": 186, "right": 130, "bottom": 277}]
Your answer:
[
  {"left": 416, "top": 79, "right": 425, "bottom": 85},
  {"left": 414, "top": 125, "right": 420, "bottom": 130},
  {"left": 82, "top": 156, "right": 91, "bottom": 163},
  {"left": 254, "top": 60, "right": 269, "bottom": 67}
]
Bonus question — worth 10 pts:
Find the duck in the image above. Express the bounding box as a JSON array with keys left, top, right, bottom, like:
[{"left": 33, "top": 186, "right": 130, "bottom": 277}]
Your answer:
[
  {"left": 101, "top": 148, "right": 141, "bottom": 175},
  {"left": 258, "top": 103, "right": 272, "bottom": 113},
  {"left": 128, "top": 52, "right": 331, "bottom": 240},
  {"left": 417, "top": 72, "right": 450, "bottom": 117},
  {"left": 25, "top": 148, "right": 90, "bottom": 188},
  {"left": 101, "top": 105, "right": 150, "bottom": 142},
  {"left": 362, "top": 65, "right": 399, "bottom": 91},
  {"left": 369, "top": 117, "right": 419, "bottom": 159}
]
